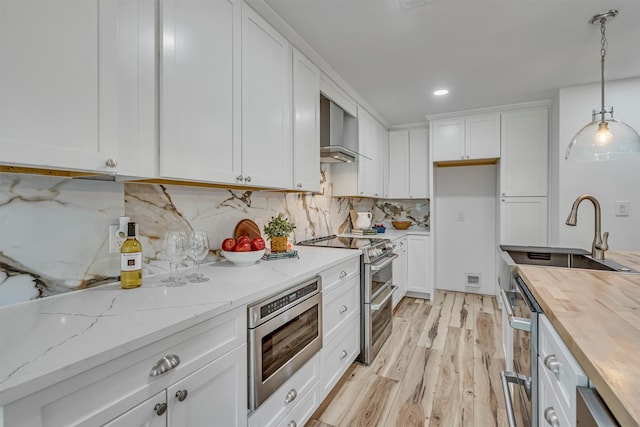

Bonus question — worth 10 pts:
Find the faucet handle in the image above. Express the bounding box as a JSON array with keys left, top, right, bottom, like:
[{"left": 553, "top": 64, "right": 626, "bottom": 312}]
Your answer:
[{"left": 600, "top": 231, "right": 609, "bottom": 252}]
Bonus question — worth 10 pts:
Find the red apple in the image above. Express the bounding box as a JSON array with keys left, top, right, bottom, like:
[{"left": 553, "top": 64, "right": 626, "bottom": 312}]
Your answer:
[
  {"left": 237, "top": 236, "right": 251, "bottom": 245},
  {"left": 251, "top": 237, "right": 266, "bottom": 251},
  {"left": 234, "top": 241, "right": 252, "bottom": 252},
  {"left": 221, "top": 238, "right": 236, "bottom": 251}
]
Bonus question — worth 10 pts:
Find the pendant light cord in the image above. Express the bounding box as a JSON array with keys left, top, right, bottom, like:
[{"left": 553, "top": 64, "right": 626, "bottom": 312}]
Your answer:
[{"left": 599, "top": 17, "right": 607, "bottom": 122}]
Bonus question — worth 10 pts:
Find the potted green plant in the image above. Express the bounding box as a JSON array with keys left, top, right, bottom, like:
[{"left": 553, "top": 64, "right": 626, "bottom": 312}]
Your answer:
[{"left": 263, "top": 215, "right": 295, "bottom": 252}]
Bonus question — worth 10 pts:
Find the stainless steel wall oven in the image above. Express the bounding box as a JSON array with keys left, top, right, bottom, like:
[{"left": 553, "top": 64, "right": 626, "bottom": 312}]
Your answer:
[
  {"left": 500, "top": 275, "right": 542, "bottom": 427},
  {"left": 248, "top": 276, "right": 322, "bottom": 411}
]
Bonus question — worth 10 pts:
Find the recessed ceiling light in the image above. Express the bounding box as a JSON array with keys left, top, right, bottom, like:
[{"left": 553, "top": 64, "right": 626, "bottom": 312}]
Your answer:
[{"left": 433, "top": 89, "right": 449, "bottom": 96}]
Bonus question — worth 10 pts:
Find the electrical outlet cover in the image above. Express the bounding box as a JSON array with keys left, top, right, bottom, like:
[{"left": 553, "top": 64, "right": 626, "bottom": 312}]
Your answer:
[{"left": 109, "top": 225, "right": 127, "bottom": 253}]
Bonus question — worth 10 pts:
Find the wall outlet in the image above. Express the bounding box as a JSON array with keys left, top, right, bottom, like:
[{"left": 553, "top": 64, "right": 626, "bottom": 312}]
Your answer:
[
  {"left": 108, "top": 224, "right": 128, "bottom": 253},
  {"left": 615, "top": 201, "right": 630, "bottom": 217}
]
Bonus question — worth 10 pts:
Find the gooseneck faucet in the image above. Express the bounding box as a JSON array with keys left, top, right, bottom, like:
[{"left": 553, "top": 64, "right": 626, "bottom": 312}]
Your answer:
[{"left": 565, "top": 194, "right": 609, "bottom": 260}]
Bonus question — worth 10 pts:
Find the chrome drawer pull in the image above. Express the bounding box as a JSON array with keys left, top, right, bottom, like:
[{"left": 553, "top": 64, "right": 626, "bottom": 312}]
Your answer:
[
  {"left": 175, "top": 389, "right": 188, "bottom": 402},
  {"left": 339, "top": 270, "right": 347, "bottom": 278},
  {"left": 544, "top": 407, "right": 560, "bottom": 426},
  {"left": 340, "top": 305, "right": 348, "bottom": 313},
  {"left": 284, "top": 388, "right": 297, "bottom": 404},
  {"left": 340, "top": 350, "right": 348, "bottom": 359},
  {"left": 287, "top": 422, "right": 297, "bottom": 427},
  {"left": 154, "top": 403, "right": 167, "bottom": 416},
  {"left": 149, "top": 354, "right": 180, "bottom": 377},
  {"left": 544, "top": 354, "right": 561, "bottom": 374}
]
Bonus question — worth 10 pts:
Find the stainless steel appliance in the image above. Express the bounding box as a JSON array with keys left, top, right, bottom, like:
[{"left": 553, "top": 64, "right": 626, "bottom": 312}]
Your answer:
[
  {"left": 248, "top": 276, "right": 322, "bottom": 411},
  {"left": 500, "top": 275, "right": 542, "bottom": 427},
  {"left": 297, "top": 235, "right": 397, "bottom": 365},
  {"left": 320, "top": 96, "right": 361, "bottom": 163}
]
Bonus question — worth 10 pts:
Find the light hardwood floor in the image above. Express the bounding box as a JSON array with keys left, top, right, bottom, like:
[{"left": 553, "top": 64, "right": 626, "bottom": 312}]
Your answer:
[{"left": 307, "top": 291, "right": 508, "bottom": 427}]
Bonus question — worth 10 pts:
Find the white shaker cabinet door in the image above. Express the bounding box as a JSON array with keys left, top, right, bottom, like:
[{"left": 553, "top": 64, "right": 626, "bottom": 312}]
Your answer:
[
  {"left": 0, "top": 0, "right": 137, "bottom": 173},
  {"left": 500, "top": 196, "right": 548, "bottom": 246},
  {"left": 160, "top": 0, "right": 241, "bottom": 184},
  {"left": 167, "top": 344, "right": 247, "bottom": 427},
  {"left": 387, "top": 130, "right": 410, "bottom": 198},
  {"left": 292, "top": 49, "right": 320, "bottom": 192},
  {"left": 465, "top": 114, "right": 501, "bottom": 160},
  {"left": 407, "top": 235, "right": 432, "bottom": 297},
  {"left": 241, "top": 4, "right": 292, "bottom": 189},
  {"left": 102, "top": 391, "right": 167, "bottom": 427},
  {"left": 408, "top": 128, "right": 429, "bottom": 198},
  {"left": 431, "top": 119, "right": 465, "bottom": 162}
]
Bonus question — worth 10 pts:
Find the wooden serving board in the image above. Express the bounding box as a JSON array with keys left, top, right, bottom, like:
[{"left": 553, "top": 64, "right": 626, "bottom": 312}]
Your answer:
[{"left": 233, "top": 219, "right": 261, "bottom": 239}]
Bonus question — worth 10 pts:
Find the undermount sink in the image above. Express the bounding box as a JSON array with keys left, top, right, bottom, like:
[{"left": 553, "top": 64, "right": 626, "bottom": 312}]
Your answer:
[{"left": 501, "top": 246, "right": 637, "bottom": 273}]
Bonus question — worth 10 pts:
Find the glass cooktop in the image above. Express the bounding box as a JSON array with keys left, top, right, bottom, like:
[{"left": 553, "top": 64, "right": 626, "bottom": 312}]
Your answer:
[{"left": 297, "top": 235, "right": 383, "bottom": 250}]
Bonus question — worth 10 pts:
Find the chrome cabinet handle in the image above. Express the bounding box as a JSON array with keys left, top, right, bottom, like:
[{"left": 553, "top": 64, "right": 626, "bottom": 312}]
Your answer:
[
  {"left": 340, "top": 350, "right": 348, "bottom": 359},
  {"left": 154, "top": 403, "right": 167, "bottom": 416},
  {"left": 245, "top": 176, "right": 252, "bottom": 183},
  {"left": 149, "top": 354, "right": 180, "bottom": 377},
  {"left": 284, "top": 388, "right": 297, "bottom": 404},
  {"left": 499, "top": 289, "right": 531, "bottom": 331},
  {"left": 287, "top": 422, "right": 297, "bottom": 427},
  {"left": 105, "top": 158, "right": 117, "bottom": 168},
  {"left": 544, "top": 407, "right": 560, "bottom": 426},
  {"left": 544, "top": 355, "right": 561, "bottom": 374},
  {"left": 339, "top": 270, "right": 347, "bottom": 278},
  {"left": 175, "top": 389, "right": 188, "bottom": 402},
  {"left": 340, "top": 305, "right": 348, "bottom": 313},
  {"left": 236, "top": 175, "right": 244, "bottom": 182}
]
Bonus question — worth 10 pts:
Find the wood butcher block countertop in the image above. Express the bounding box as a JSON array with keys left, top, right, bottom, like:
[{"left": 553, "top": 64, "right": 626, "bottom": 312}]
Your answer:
[{"left": 517, "top": 250, "right": 640, "bottom": 427}]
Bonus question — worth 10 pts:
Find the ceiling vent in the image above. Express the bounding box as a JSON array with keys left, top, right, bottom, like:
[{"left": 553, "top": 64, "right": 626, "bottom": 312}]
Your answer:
[{"left": 398, "top": 0, "right": 431, "bottom": 11}]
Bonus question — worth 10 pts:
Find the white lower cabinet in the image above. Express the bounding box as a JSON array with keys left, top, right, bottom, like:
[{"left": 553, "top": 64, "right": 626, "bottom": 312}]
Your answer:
[
  {"left": 319, "top": 316, "right": 360, "bottom": 400},
  {"left": 392, "top": 237, "right": 408, "bottom": 308},
  {"left": 407, "top": 235, "right": 432, "bottom": 298},
  {"left": 1, "top": 307, "right": 247, "bottom": 427},
  {"left": 538, "top": 315, "right": 588, "bottom": 427}
]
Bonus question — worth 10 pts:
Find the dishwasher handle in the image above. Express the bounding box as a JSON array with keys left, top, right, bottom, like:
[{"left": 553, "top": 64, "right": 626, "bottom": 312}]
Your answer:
[{"left": 499, "top": 288, "right": 531, "bottom": 332}]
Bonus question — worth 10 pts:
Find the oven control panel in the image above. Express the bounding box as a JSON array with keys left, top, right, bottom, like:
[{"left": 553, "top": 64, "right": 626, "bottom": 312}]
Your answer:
[{"left": 260, "top": 282, "right": 319, "bottom": 318}]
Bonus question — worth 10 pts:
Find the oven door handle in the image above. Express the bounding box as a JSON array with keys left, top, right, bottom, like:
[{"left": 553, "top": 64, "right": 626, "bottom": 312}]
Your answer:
[
  {"left": 499, "top": 288, "right": 531, "bottom": 332},
  {"left": 370, "top": 254, "right": 398, "bottom": 271},
  {"left": 501, "top": 370, "right": 531, "bottom": 427},
  {"left": 371, "top": 285, "right": 397, "bottom": 310}
]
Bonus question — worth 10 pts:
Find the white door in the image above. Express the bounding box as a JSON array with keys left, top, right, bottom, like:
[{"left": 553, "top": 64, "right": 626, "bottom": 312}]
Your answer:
[
  {"left": 167, "top": 344, "right": 247, "bottom": 427},
  {"left": 408, "top": 128, "right": 429, "bottom": 198},
  {"left": 358, "top": 109, "right": 380, "bottom": 197},
  {"left": 292, "top": 49, "right": 320, "bottom": 192},
  {"left": 102, "top": 391, "right": 166, "bottom": 427},
  {"left": 431, "top": 119, "right": 465, "bottom": 162},
  {"left": 407, "top": 235, "right": 431, "bottom": 296},
  {"left": 160, "top": 0, "right": 241, "bottom": 184},
  {"left": 387, "top": 131, "right": 410, "bottom": 198},
  {"left": 392, "top": 238, "right": 408, "bottom": 308},
  {"left": 500, "top": 109, "right": 548, "bottom": 197},
  {"left": 242, "top": 5, "right": 292, "bottom": 188},
  {"left": 0, "top": 0, "right": 131, "bottom": 173},
  {"left": 466, "top": 114, "right": 501, "bottom": 160},
  {"left": 500, "top": 197, "right": 548, "bottom": 246}
]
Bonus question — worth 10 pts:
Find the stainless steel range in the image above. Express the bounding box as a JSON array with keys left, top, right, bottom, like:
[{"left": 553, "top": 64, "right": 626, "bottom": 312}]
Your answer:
[{"left": 297, "top": 235, "right": 397, "bottom": 364}]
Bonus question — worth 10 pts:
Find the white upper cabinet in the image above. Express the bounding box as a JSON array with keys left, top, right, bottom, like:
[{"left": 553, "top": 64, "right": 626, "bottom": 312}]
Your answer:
[
  {"left": 500, "top": 108, "right": 548, "bottom": 197},
  {"left": 500, "top": 196, "right": 548, "bottom": 246},
  {"left": 431, "top": 114, "right": 500, "bottom": 162},
  {"left": 387, "top": 128, "right": 429, "bottom": 199},
  {"left": 292, "top": 49, "right": 320, "bottom": 192},
  {"left": 160, "top": 0, "right": 241, "bottom": 184},
  {"left": 241, "top": 4, "right": 292, "bottom": 188},
  {"left": 358, "top": 107, "right": 385, "bottom": 197},
  {"left": 0, "top": 0, "right": 147, "bottom": 174}
]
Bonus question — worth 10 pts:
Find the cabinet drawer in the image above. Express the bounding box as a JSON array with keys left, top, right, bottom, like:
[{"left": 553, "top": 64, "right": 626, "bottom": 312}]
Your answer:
[
  {"left": 323, "top": 276, "right": 360, "bottom": 343},
  {"left": 276, "top": 383, "right": 320, "bottom": 427},
  {"left": 538, "top": 315, "right": 587, "bottom": 417},
  {"left": 5, "top": 307, "right": 246, "bottom": 427},
  {"left": 320, "top": 316, "right": 359, "bottom": 400},
  {"left": 320, "top": 258, "right": 359, "bottom": 292},
  {"left": 538, "top": 358, "right": 571, "bottom": 427},
  {"left": 248, "top": 353, "right": 320, "bottom": 427}
]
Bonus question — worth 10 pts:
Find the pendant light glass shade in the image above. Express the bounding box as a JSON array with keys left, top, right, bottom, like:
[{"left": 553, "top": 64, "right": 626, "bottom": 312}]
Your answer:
[
  {"left": 566, "top": 107, "right": 640, "bottom": 161},
  {"left": 565, "top": 10, "right": 640, "bottom": 161}
]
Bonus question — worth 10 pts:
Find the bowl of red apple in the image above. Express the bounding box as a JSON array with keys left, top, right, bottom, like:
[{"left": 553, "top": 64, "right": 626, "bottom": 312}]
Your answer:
[{"left": 220, "top": 236, "right": 266, "bottom": 266}]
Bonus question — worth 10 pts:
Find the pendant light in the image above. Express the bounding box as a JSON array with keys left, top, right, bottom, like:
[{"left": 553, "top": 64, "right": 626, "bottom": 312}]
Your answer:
[{"left": 565, "top": 10, "right": 640, "bottom": 161}]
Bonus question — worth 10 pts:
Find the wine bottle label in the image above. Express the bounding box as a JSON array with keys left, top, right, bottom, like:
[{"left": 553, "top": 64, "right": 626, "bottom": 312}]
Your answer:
[{"left": 121, "top": 252, "right": 142, "bottom": 271}]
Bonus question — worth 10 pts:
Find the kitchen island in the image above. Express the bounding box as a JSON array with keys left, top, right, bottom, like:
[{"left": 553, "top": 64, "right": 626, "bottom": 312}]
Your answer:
[{"left": 518, "top": 251, "right": 640, "bottom": 427}]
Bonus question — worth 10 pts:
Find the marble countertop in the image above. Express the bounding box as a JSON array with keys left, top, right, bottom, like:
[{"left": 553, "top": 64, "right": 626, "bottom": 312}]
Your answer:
[
  {"left": 518, "top": 250, "right": 640, "bottom": 427},
  {"left": 0, "top": 245, "right": 360, "bottom": 407}
]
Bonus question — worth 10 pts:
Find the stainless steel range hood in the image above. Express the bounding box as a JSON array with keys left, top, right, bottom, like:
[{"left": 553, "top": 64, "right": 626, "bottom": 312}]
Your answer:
[{"left": 320, "top": 96, "right": 360, "bottom": 163}]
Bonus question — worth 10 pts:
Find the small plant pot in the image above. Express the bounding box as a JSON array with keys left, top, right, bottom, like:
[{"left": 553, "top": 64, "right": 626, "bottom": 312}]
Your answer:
[{"left": 270, "top": 236, "right": 288, "bottom": 253}]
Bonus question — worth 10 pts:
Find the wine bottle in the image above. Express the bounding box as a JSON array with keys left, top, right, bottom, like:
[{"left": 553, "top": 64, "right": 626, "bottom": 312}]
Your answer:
[{"left": 120, "top": 222, "right": 142, "bottom": 289}]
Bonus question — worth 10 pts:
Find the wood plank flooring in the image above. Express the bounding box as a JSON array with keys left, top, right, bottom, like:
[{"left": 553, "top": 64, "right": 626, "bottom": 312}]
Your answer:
[{"left": 307, "top": 290, "right": 508, "bottom": 427}]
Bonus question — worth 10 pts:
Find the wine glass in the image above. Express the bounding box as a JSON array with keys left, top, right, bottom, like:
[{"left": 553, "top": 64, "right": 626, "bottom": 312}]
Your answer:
[
  {"left": 162, "top": 231, "right": 187, "bottom": 285},
  {"left": 186, "top": 230, "right": 210, "bottom": 283}
]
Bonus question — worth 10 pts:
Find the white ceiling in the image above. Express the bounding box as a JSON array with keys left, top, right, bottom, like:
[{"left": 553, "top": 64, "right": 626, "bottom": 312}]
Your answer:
[{"left": 264, "top": 0, "right": 640, "bottom": 126}]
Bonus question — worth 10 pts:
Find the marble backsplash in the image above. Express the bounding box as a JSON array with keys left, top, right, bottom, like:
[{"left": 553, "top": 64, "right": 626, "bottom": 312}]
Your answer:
[{"left": 0, "top": 170, "right": 428, "bottom": 306}]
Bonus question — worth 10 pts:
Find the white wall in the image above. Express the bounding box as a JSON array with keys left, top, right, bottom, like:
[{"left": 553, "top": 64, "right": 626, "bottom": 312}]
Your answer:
[
  {"left": 434, "top": 165, "right": 497, "bottom": 295},
  {"left": 555, "top": 77, "right": 640, "bottom": 251}
]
